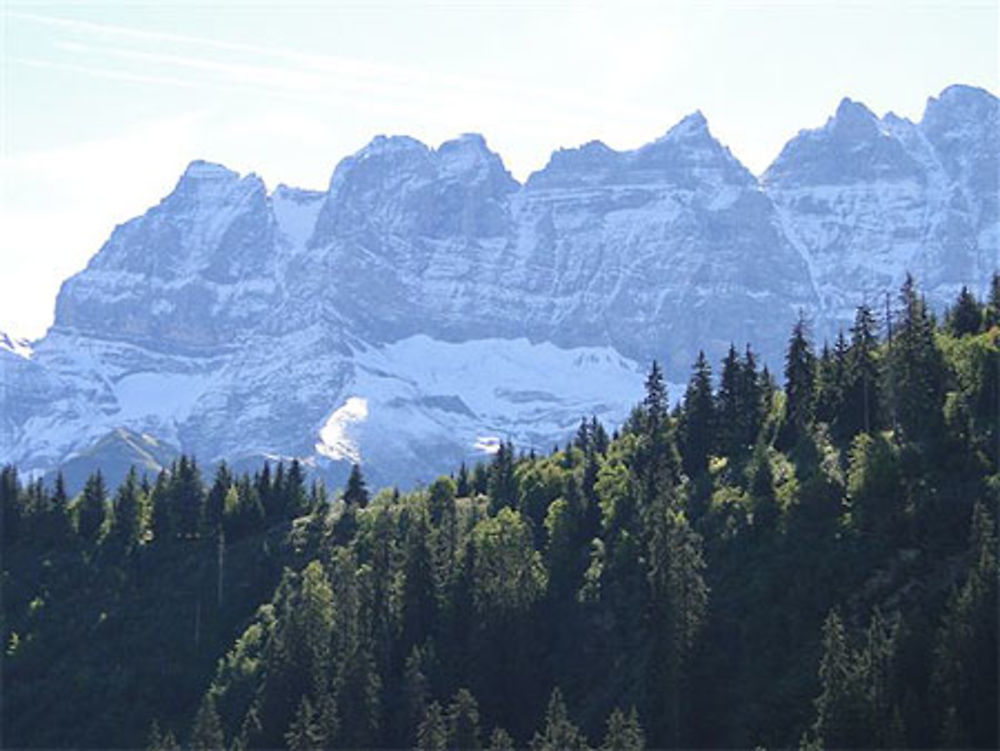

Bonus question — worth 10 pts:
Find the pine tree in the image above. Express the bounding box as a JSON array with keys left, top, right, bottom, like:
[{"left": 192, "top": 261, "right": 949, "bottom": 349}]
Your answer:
[
  {"left": 417, "top": 701, "right": 448, "bottom": 751},
  {"left": 284, "top": 695, "right": 321, "bottom": 751},
  {"left": 402, "top": 508, "right": 438, "bottom": 650},
  {"left": 110, "top": 466, "right": 143, "bottom": 551},
  {"left": 784, "top": 311, "right": 816, "bottom": 438},
  {"left": 314, "top": 693, "right": 339, "bottom": 749},
  {"left": 716, "top": 344, "right": 744, "bottom": 457},
  {"left": 679, "top": 351, "right": 714, "bottom": 478},
  {"left": 190, "top": 694, "right": 224, "bottom": 750},
  {"left": 601, "top": 707, "right": 645, "bottom": 751},
  {"left": 488, "top": 441, "right": 518, "bottom": 514},
  {"left": 984, "top": 272, "right": 1000, "bottom": 328},
  {"left": 643, "top": 360, "right": 668, "bottom": 434},
  {"left": 947, "top": 285, "right": 983, "bottom": 337},
  {"left": 78, "top": 470, "right": 108, "bottom": 543},
  {"left": 171, "top": 456, "right": 203, "bottom": 538},
  {"left": 931, "top": 501, "right": 998, "bottom": 748},
  {"left": 402, "top": 646, "right": 431, "bottom": 744},
  {"left": 456, "top": 462, "right": 471, "bottom": 497},
  {"left": 487, "top": 727, "right": 515, "bottom": 751},
  {"left": 845, "top": 303, "right": 881, "bottom": 437},
  {"left": 203, "top": 462, "right": 231, "bottom": 535},
  {"left": 812, "top": 609, "right": 866, "bottom": 748},
  {"left": 647, "top": 504, "right": 708, "bottom": 745},
  {"left": 151, "top": 470, "right": 173, "bottom": 543},
  {"left": 285, "top": 459, "right": 308, "bottom": 518},
  {"left": 590, "top": 416, "right": 610, "bottom": 455},
  {"left": 530, "top": 688, "right": 588, "bottom": 751},
  {"left": 887, "top": 275, "right": 947, "bottom": 447},
  {"left": 343, "top": 463, "right": 369, "bottom": 508},
  {"left": 447, "top": 688, "right": 482, "bottom": 751}
]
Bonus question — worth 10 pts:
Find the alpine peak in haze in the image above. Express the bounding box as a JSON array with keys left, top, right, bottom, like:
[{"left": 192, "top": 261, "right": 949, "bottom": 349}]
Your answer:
[{"left": 2, "top": 84, "right": 996, "bottom": 489}]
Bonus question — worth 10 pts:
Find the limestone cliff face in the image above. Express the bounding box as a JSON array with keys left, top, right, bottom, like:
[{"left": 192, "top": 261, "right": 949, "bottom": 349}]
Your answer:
[{"left": 3, "top": 85, "right": 996, "bottom": 489}]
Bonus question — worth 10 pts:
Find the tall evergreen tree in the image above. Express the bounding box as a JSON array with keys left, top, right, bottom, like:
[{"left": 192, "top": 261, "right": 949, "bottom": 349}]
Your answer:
[
  {"left": 845, "top": 303, "right": 881, "bottom": 437},
  {"left": 110, "top": 467, "right": 143, "bottom": 551},
  {"left": 812, "top": 609, "right": 867, "bottom": 749},
  {"left": 643, "top": 360, "right": 668, "bottom": 434},
  {"left": 601, "top": 707, "right": 645, "bottom": 751},
  {"left": 679, "top": 351, "right": 714, "bottom": 478},
  {"left": 417, "top": 701, "right": 448, "bottom": 751},
  {"left": 887, "top": 275, "right": 946, "bottom": 447},
  {"left": 343, "top": 464, "right": 370, "bottom": 508},
  {"left": 530, "top": 688, "right": 588, "bottom": 751},
  {"left": 190, "top": 694, "right": 224, "bottom": 751},
  {"left": 784, "top": 311, "right": 816, "bottom": 439},
  {"left": 284, "top": 695, "right": 320, "bottom": 751},
  {"left": 170, "top": 456, "right": 203, "bottom": 538},
  {"left": 947, "top": 285, "right": 983, "bottom": 337},
  {"left": 488, "top": 442, "right": 518, "bottom": 514},
  {"left": 447, "top": 688, "right": 482, "bottom": 751},
  {"left": 78, "top": 470, "right": 108, "bottom": 543}
]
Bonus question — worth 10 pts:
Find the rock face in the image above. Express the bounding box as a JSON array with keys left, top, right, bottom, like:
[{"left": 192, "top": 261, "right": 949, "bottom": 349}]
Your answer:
[{"left": 1, "top": 84, "right": 996, "bottom": 490}]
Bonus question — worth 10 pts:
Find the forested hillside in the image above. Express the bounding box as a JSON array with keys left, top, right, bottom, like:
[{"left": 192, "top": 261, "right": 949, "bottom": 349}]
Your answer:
[{"left": 3, "top": 275, "right": 998, "bottom": 750}]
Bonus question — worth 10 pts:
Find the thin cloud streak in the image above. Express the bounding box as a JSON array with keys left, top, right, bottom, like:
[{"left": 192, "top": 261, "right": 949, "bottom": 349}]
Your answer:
[{"left": 12, "top": 10, "right": 666, "bottom": 129}]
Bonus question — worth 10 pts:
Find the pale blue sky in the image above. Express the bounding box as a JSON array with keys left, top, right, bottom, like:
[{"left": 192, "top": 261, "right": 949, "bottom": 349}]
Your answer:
[{"left": 2, "top": 0, "right": 997, "bottom": 339}]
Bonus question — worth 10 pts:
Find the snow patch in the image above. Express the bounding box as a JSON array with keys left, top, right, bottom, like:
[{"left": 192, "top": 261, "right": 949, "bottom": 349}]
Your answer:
[{"left": 316, "top": 396, "right": 369, "bottom": 463}]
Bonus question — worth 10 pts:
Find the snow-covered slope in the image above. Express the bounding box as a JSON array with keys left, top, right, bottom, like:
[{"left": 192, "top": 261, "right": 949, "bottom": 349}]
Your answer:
[
  {"left": 764, "top": 84, "right": 999, "bottom": 337},
  {"left": 1, "top": 84, "right": 996, "bottom": 489}
]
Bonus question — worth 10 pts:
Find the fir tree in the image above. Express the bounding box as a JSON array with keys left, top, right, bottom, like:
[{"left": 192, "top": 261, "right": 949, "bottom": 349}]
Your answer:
[
  {"left": 643, "top": 360, "right": 668, "bottom": 434},
  {"left": 530, "top": 688, "right": 588, "bottom": 751},
  {"left": 947, "top": 285, "right": 983, "bottom": 337},
  {"left": 284, "top": 695, "right": 320, "bottom": 751},
  {"left": 846, "top": 303, "right": 881, "bottom": 436},
  {"left": 487, "top": 727, "right": 515, "bottom": 751},
  {"left": 784, "top": 311, "right": 816, "bottom": 438},
  {"left": 417, "top": 701, "right": 448, "bottom": 751},
  {"left": 78, "top": 470, "right": 108, "bottom": 543},
  {"left": 447, "top": 688, "right": 482, "bottom": 751},
  {"left": 190, "top": 694, "right": 224, "bottom": 751},
  {"left": 812, "top": 609, "right": 866, "bottom": 749},
  {"left": 110, "top": 467, "right": 143, "bottom": 551},
  {"left": 343, "top": 463, "right": 369, "bottom": 508},
  {"left": 601, "top": 707, "right": 645, "bottom": 751},
  {"left": 679, "top": 350, "right": 714, "bottom": 478}
]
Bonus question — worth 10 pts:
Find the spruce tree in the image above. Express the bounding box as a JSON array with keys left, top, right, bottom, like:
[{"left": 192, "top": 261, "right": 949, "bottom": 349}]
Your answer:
[
  {"left": 947, "top": 285, "right": 983, "bottom": 337},
  {"left": 601, "top": 707, "right": 645, "bottom": 751},
  {"left": 190, "top": 694, "right": 224, "bottom": 751},
  {"left": 847, "top": 303, "right": 880, "bottom": 436},
  {"left": 343, "top": 463, "right": 369, "bottom": 508},
  {"left": 891, "top": 275, "right": 948, "bottom": 447},
  {"left": 78, "top": 470, "right": 108, "bottom": 543},
  {"left": 447, "top": 688, "right": 482, "bottom": 751},
  {"left": 417, "top": 701, "right": 448, "bottom": 751},
  {"left": 812, "top": 609, "right": 866, "bottom": 749},
  {"left": 679, "top": 350, "right": 714, "bottom": 478},
  {"left": 643, "top": 360, "right": 668, "bottom": 434},
  {"left": 784, "top": 312, "right": 816, "bottom": 438},
  {"left": 530, "top": 688, "right": 588, "bottom": 751},
  {"left": 284, "top": 695, "right": 320, "bottom": 751},
  {"left": 487, "top": 727, "right": 515, "bottom": 751},
  {"left": 171, "top": 456, "right": 203, "bottom": 538},
  {"left": 110, "top": 467, "right": 143, "bottom": 551}
]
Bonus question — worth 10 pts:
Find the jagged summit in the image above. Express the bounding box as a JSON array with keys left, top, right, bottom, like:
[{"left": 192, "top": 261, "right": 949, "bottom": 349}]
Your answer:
[
  {"left": 659, "top": 109, "right": 710, "bottom": 139},
  {"left": 2, "top": 84, "right": 994, "bottom": 490},
  {"left": 180, "top": 159, "right": 239, "bottom": 180}
]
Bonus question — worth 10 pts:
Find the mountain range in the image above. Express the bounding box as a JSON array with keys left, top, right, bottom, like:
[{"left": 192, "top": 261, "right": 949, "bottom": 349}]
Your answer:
[{"left": 1, "top": 83, "right": 996, "bottom": 490}]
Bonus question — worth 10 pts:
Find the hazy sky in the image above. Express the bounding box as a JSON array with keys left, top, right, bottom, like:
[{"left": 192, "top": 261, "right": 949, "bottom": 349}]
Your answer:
[{"left": 1, "top": 0, "right": 997, "bottom": 339}]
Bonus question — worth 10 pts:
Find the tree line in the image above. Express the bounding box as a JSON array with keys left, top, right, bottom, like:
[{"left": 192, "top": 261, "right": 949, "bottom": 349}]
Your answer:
[{"left": 2, "top": 274, "right": 997, "bottom": 749}]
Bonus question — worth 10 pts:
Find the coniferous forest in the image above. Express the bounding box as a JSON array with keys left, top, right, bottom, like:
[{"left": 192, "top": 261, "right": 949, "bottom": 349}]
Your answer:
[{"left": 3, "top": 275, "right": 998, "bottom": 750}]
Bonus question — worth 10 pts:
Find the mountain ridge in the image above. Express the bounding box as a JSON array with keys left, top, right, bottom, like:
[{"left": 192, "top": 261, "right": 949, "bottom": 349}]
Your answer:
[{"left": 2, "top": 83, "right": 996, "bottom": 490}]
